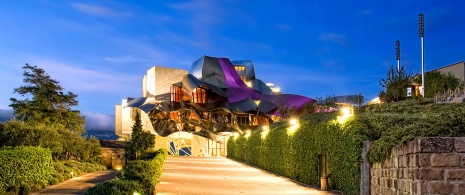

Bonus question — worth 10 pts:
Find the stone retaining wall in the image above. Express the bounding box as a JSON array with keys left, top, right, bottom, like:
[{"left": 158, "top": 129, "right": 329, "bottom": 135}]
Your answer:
[{"left": 370, "top": 137, "right": 465, "bottom": 195}]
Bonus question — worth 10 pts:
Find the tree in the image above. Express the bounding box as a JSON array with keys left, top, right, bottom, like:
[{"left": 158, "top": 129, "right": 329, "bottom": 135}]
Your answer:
[
  {"left": 413, "top": 71, "right": 462, "bottom": 98},
  {"left": 125, "top": 111, "right": 155, "bottom": 160},
  {"left": 379, "top": 65, "right": 413, "bottom": 102},
  {"left": 324, "top": 95, "right": 337, "bottom": 107},
  {"left": 9, "top": 64, "right": 85, "bottom": 133},
  {"left": 350, "top": 93, "right": 367, "bottom": 110}
]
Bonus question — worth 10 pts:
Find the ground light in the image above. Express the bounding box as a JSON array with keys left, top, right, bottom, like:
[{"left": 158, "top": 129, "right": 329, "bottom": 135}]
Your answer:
[
  {"left": 233, "top": 132, "right": 239, "bottom": 139},
  {"left": 337, "top": 107, "right": 353, "bottom": 124},
  {"left": 287, "top": 118, "right": 300, "bottom": 136},
  {"left": 245, "top": 130, "right": 251, "bottom": 138},
  {"left": 261, "top": 125, "right": 269, "bottom": 139}
]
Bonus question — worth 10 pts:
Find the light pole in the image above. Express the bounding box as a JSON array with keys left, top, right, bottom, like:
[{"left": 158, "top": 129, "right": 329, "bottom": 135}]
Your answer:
[
  {"left": 396, "top": 40, "right": 400, "bottom": 72},
  {"left": 419, "top": 13, "right": 425, "bottom": 97}
]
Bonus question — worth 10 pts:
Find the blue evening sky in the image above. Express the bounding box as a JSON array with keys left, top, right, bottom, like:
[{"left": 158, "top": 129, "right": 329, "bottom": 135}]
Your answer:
[{"left": 1, "top": 0, "right": 464, "bottom": 130}]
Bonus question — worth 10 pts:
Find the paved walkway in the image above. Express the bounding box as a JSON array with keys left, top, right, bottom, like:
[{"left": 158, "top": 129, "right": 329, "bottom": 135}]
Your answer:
[
  {"left": 31, "top": 170, "right": 117, "bottom": 195},
  {"left": 156, "top": 156, "right": 339, "bottom": 195}
]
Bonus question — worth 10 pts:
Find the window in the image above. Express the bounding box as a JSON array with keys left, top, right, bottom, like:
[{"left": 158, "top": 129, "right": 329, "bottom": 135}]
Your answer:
[
  {"left": 234, "top": 66, "right": 247, "bottom": 83},
  {"left": 236, "top": 115, "right": 250, "bottom": 125},
  {"left": 171, "top": 85, "right": 181, "bottom": 102},
  {"left": 192, "top": 87, "right": 206, "bottom": 103}
]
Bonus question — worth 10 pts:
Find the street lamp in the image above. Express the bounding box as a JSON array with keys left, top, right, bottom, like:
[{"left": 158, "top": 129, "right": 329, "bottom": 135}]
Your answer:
[
  {"left": 395, "top": 40, "right": 400, "bottom": 72},
  {"left": 419, "top": 13, "right": 425, "bottom": 97}
]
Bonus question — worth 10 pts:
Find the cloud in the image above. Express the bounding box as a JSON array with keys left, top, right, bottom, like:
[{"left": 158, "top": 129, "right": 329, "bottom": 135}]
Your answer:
[
  {"left": 71, "top": 3, "right": 132, "bottom": 17},
  {"left": 28, "top": 58, "right": 141, "bottom": 94},
  {"left": 83, "top": 112, "right": 115, "bottom": 131},
  {"left": 0, "top": 109, "right": 114, "bottom": 131},
  {"left": 319, "top": 33, "right": 350, "bottom": 47}
]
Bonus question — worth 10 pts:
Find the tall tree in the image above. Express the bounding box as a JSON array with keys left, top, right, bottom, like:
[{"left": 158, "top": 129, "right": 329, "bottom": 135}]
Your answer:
[
  {"left": 125, "top": 110, "right": 155, "bottom": 160},
  {"left": 350, "top": 93, "right": 367, "bottom": 110},
  {"left": 9, "top": 64, "right": 85, "bottom": 133},
  {"left": 379, "top": 65, "right": 413, "bottom": 102}
]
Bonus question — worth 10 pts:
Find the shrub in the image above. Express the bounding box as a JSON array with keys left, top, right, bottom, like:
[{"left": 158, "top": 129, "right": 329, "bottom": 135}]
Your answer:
[
  {"left": 0, "top": 147, "right": 54, "bottom": 192},
  {"left": 85, "top": 179, "right": 144, "bottom": 195},
  {"left": 116, "top": 148, "right": 168, "bottom": 195},
  {"left": 19, "top": 184, "right": 31, "bottom": 195},
  {"left": 50, "top": 178, "right": 60, "bottom": 185},
  {"left": 228, "top": 113, "right": 366, "bottom": 195}
]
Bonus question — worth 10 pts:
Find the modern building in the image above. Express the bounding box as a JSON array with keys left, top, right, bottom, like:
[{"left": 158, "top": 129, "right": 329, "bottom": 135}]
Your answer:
[{"left": 115, "top": 56, "right": 314, "bottom": 156}]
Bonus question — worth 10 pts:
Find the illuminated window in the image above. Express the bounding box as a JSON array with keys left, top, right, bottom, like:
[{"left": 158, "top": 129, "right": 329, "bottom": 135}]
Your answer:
[
  {"left": 170, "top": 85, "right": 181, "bottom": 102},
  {"left": 192, "top": 87, "right": 206, "bottom": 103},
  {"left": 234, "top": 66, "right": 247, "bottom": 83}
]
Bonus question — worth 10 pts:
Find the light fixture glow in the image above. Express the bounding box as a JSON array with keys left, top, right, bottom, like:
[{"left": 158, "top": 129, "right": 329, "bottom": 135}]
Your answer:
[
  {"left": 262, "top": 125, "right": 269, "bottom": 131},
  {"left": 266, "top": 83, "right": 275, "bottom": 86},
  {"left": 245, "top": 130, "right": 251, "bottom": 138},
  {"left": 246, "top": 81, "right": 252, "bottom": 87},
  {"left": 341, "top": 107, "right": 351, "bottom": 116},
  {"left": 289, "top": 118, "right": 298, "bottom": 126}
]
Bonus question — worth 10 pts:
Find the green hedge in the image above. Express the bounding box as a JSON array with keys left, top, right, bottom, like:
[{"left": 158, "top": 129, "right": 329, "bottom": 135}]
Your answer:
[
  {"left": 86, "top": 148, "right": 168, "bottom": 195},
  {"left": 228, "top": 113, "right": 367, "bottom": 195},
  {"left": 0, "top": 147, "right": 54, "bottom": 193},
  {"left": 85, "top": 179, "right": 143, "bottom": 195}
]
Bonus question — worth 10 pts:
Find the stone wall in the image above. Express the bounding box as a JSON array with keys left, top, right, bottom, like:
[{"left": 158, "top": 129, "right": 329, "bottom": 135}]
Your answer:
[
  {"left": 100, "top": 140, "right": 126, "bottom": 170},
  {"left": 370, "top": 137, "right": 465, "bottom": 195}
]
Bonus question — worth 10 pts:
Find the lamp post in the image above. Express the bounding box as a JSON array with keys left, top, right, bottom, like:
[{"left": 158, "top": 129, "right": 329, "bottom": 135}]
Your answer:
[
  {"left": 419, "top": 13, "right": 425, "bottom": 97},
  {"left": 396, "top": 40, "right": 400, "bottom": 72}
]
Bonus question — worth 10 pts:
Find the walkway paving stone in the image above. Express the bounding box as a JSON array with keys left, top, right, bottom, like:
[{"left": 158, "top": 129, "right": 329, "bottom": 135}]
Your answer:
[
  {"left": 30, "top": 170, "right": 117, "bottom": 195},
  {"left": 156, "top": 156, "right": 340, "bottom": 195}
]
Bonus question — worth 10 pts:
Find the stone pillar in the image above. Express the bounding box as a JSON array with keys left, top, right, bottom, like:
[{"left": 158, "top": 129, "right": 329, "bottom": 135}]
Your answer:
[{"left": 360, "top": 140, "right": 371, "bottom": 195}]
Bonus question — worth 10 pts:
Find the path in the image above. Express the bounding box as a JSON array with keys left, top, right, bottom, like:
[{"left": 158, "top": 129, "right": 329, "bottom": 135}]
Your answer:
[
  {"left": 30, "top": 170, "right": 117, "bottom": 195},
  {"left": 156, "top": 156, "right": 340, "bottom": 195}
]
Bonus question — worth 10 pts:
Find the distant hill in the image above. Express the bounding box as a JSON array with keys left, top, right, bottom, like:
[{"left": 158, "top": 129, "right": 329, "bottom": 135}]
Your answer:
[
  {"left": 0, "top": 109, "right": 14, "bottom": 122},
  {"left": 84, "top": 130, "right": 118, "bottom": 140}
]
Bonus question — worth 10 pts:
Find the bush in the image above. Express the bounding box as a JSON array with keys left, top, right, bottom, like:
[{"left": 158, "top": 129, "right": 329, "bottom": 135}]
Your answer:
[
  {"left": 228, "top": 113, "right": 366, "bottom": 195},
  {"left": 19, "top": 184, "right": 31, "bottom": 195},
  {"left": 116, "top": 148, "right": 168, "bottom": 195},
  {"left": 85, "top": 179, "right": 144, "bottom": 195},
  {"left": 0, "top": 147, "right": 54, "bottom": 192}
]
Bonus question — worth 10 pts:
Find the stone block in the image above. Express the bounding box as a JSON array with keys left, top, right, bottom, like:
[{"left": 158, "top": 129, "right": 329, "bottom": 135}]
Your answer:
[
  {"left": 457, "top": 183, "right": 465, "bottom": 195},
  {"left": 429, "top": 181, "right": 454, "bottom": 194},
  {"left": 409, "top": 154, "right": 418, "bottom": 167},
  {"left": 417, "top": 168, "right": 444, "bottom": 180},
  {"left": 418, "top": 137, "right": 454, "bottom": 153},
  {"left": 371, "top": 176, "right": 379, "bottom": 185},
  {"left": 413, "top": 181, "right": 428, "bottom": 195},
  {"left": 431, "top": 153, "right": 461, "bottom": 167},
  {"left": 455, "top": 138, "right": 465, "bottom": 153},
  {"left": 407, "top": 168, "right": 417, "bottom": 179},
  {"left": 447, "top": 169, "right": 465, "bottom": 181},
  {"left": 390, "top": 169, "right": 398, "bottom": 178},
  {"left": 400, "top": 155, "right": 408, "bottom": 168},
  {"left": 419, "top": 153, "right": 431, "bottom": 167}
]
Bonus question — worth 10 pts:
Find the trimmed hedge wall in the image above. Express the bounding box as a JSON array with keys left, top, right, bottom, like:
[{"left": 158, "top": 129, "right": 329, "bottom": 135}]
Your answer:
[
  {"left": 86, "top": 148, "right": 168, "bottom": 195},
  {"left": 85, "top": 179, "right": 143, "bottom": 195},
  {"left": 0, "top": 146, "right": 54, "bottom": 192},
  {"left": 227, "top": 113, "right": 367, "bottom": 195}
]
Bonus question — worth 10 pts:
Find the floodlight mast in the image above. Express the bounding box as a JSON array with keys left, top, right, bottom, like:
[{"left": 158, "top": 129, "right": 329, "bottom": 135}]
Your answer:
[
  {"left": 396, "top": 40, "right": 400, "bottom": 72},
  {"left": 419, "top": 13, "right": 425, "bottom": 97}
]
